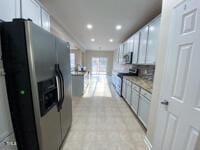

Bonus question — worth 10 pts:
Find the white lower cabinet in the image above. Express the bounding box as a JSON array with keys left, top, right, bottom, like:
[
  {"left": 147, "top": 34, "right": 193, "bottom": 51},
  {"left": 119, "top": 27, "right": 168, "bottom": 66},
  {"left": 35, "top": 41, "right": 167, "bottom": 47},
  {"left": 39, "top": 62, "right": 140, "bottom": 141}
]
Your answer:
[
  {"left": 138, "top": 95, "right": 151, "bottom": 128},
  {"left": 112, "top": 74, "right": 115, "bottom": 87},
  {"left": 126, "top": 84, "right": 132, "bottom": 105},
  {"left": 123, "top": 78, "right": 151, "bottom": 128},
  {"left": 130, "top": 88, "right": 140, "bottom": 114},
  {"left": 122, "top": 79, "right": 127, "bottom": 98}
]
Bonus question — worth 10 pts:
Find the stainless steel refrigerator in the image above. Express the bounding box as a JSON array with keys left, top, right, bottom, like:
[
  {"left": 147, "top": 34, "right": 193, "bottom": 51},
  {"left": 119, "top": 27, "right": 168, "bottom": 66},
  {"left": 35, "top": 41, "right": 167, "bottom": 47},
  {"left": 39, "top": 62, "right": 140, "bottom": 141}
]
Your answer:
[{"left": 0, "top": 19, "right": 72, "bottom": 150}]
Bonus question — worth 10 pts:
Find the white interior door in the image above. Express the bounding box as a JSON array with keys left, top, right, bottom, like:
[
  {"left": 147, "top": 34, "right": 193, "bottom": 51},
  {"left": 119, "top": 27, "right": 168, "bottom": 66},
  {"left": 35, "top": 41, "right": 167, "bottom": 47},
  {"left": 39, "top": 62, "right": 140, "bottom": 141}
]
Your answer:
[{"left": 154, "top": 0, "right": 200, "bottom": 150}]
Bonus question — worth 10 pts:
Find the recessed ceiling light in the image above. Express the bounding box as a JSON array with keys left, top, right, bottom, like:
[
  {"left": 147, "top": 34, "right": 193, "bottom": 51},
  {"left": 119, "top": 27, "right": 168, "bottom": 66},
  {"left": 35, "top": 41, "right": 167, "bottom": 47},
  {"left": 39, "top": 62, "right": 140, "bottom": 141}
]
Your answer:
[
  {"left": 109, "top": 39, "right": 114, "bottom": 42},
  {"left": 116, "top": 25, "right": 122, "bottom": 30},
  {"left": 86, "top": 24, "right": 93, "bottom": 29},
  {"left": 91, "top": 38, "right": 95, "bottom": 42}
]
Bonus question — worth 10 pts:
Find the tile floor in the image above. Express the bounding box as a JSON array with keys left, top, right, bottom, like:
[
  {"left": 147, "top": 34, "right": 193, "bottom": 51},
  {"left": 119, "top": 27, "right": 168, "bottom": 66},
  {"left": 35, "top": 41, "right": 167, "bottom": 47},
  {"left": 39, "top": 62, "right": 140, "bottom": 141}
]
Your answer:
[{"left": 62, "top": 75, "right": 147, "bottom": 150}]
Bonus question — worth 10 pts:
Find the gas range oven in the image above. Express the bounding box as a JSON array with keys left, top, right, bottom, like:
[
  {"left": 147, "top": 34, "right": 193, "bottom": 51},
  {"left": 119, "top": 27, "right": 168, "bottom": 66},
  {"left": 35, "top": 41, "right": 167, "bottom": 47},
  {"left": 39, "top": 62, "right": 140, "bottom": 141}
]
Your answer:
[{"left": 112, "top": 68, "right": 138, "bottom": 96}]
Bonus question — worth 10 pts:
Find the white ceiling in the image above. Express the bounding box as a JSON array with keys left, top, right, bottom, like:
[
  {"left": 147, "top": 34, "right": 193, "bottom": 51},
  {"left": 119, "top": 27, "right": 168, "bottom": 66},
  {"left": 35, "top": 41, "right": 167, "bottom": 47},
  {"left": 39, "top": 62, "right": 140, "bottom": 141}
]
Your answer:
[{"left": 42, "top": 0, "right": 162, "bottom": 51}]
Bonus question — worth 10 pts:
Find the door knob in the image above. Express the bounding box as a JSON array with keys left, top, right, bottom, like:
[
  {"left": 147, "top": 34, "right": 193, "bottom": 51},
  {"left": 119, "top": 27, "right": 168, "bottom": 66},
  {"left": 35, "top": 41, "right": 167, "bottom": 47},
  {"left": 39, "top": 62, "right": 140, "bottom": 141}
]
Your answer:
[{"left": 161, "top": 100, "right": 169, "bottom": 106}]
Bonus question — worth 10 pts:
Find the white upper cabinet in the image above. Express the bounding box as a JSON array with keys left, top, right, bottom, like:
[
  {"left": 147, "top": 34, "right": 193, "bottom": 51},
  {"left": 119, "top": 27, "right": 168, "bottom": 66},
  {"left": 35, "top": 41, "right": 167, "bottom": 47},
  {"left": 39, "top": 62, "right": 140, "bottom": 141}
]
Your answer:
[
  {"left": 132, "top": 32, "right": 140, "bottom": 64},
  {"left": 0, "top": 0, "right": 20, "bottom": 21},
  {"left": 123, "top": 41, "right": 129, "bottom": 55},
  {"left": 21, "top": 0, "right": 41, "bottom": 26},
  {"left": 0, "top": 0, "right": 51, "bottom": 31},
  {"left": 119, "top": 15, "right": 160, "bottom": 65},
  {"left": 118, "top": 44, "right": 124, "bottom": 64},
  {"left": 41, "top": 9, "right": 50, "bottom": 31},
  {"left": 126, "top": 82, "right": 132, "bottom": 105},
  {"left": 123, "top": 38, "right": 133, "bottom": 56},
  {"left": 146, "top": 17, "right": 161, "bottom": 64},
  {"left": 128, "top": 36, "right": 134, "bottom": 53},
  {"left": 122, "top": 79, "right": 127, "bottom": 98},
  {"left": 138, "top": 26, "right": 149, "bottom": 64}
]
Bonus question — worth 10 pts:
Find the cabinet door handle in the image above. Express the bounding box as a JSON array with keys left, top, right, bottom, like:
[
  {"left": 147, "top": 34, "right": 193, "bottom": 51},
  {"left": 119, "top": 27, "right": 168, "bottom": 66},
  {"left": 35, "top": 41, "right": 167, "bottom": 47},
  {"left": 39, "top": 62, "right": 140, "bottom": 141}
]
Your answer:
[{"left": 161, "top": 100, "right": 169, "bottom": 106}]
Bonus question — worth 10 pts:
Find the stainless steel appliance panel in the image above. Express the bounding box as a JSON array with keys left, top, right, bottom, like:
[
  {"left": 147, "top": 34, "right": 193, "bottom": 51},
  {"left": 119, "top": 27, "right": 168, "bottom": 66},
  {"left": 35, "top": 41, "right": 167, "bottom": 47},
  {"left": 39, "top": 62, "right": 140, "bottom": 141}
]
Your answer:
[
  {"left": 30, "top": 24, "right": 57, "bottom": 82},
  {"left": 28, "top": 23, "right": 61, "bottom": 150},
  {"left": 55, "top": 38, "right": 72, "bottom": 141}
]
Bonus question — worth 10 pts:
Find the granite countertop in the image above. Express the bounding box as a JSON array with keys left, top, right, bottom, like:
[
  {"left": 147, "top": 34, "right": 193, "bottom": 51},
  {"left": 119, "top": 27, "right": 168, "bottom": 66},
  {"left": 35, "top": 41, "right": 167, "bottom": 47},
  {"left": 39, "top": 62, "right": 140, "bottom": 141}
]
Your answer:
[
  {"left": 124, "top": 76, "right": 153, "bottom": 93},
  {"left": 71, "top": 71, "right": 89, "bottom": 76}
]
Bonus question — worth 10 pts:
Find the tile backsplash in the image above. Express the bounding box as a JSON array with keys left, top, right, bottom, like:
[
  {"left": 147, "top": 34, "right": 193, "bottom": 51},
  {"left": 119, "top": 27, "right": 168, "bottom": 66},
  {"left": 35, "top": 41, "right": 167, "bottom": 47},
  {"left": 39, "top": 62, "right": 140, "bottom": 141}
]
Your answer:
[
  {"left": 113, "top": 63, "right": 155, "bottom": 81},
  {"left": 133, "top": 65, "right": 155, "bottom": 81}
]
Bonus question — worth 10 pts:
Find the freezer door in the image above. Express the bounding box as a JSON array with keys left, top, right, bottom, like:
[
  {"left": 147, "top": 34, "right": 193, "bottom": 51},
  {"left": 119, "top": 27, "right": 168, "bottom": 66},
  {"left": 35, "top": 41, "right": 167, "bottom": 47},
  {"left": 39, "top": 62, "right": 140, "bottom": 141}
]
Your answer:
[
  {"left": 27, "top": 22, "right": 61, "bottom": 150},
  {"left": 56, "top": 38, "right": 72, "bottom": 141}
]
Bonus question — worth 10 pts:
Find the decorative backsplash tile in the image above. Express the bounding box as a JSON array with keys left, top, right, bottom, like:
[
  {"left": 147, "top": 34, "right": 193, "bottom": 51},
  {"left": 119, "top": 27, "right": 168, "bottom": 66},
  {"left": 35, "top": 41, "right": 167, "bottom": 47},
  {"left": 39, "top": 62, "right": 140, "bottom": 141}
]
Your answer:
[
  {"left": 133, "top": 65, "right": 155, "bottom": 81},
  {"left": 113, "top": 63, "right": 155, "bottom": 81}
]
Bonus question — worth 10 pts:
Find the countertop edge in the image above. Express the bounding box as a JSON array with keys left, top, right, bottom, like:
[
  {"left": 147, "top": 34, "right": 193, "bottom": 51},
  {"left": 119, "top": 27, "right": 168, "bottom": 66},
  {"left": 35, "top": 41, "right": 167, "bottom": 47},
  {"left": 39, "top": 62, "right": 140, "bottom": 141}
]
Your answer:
[
  {"left": 123, "top": 76, "right": 153, "bottom": 94},
  {"left": 71, "top": 71, "right": 90, "bottom": 76}
]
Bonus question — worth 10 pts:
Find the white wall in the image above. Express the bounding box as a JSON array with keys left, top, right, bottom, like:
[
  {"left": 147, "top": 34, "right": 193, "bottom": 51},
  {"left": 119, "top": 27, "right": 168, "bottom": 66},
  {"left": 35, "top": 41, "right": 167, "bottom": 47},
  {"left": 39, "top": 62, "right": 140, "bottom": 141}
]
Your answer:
[
  {"left": 50, "top": 17, "right": 78, "bottom": 49},
  {"left": 83, "top": 50, "right": 114, "bottom": 75},
  {"left": 70, "top": 49, "right": 83, "bottom": 66},
  {"left": 146, "top": 0, "right": 186, "bottom": 145}
]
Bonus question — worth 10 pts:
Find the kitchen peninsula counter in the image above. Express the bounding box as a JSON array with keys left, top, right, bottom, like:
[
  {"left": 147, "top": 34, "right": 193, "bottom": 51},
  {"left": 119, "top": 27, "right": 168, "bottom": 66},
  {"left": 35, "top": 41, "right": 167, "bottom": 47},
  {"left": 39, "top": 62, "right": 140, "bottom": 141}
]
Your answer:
[{"left": 71, "top": 71, "right": 90, "bottom": 96}]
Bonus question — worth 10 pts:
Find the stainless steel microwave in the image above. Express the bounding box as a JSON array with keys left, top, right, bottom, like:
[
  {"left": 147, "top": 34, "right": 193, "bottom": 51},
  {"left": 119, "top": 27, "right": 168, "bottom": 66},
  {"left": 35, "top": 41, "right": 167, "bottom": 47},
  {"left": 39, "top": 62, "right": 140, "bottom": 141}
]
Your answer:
[{"left": 123, "top": 52, "right": 133, "bottom": 64}]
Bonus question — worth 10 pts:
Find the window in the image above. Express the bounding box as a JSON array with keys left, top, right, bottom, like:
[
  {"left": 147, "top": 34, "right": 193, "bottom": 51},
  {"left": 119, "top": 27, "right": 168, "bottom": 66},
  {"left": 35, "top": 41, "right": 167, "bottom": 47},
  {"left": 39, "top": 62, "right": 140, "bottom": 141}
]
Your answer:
[
  {"left": 92, "top": 57, "right": 108, "bottom": 75},
  {"left": 70, "top": 53, "right": 75, "bottom": 70}
]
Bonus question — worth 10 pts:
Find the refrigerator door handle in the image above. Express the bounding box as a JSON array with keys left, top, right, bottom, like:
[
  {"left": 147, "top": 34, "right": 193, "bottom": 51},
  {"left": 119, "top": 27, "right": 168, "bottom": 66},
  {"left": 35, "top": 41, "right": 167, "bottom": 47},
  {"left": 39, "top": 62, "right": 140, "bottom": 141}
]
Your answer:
[
  {"left": 56, "top": 75, "right": 61, "bottom": 103},
  {"left": 58, "top": 68, "right": 65, "bottom": 110},
  {"left": 55, "top": 64, "right": 63, "bottom": 110}
]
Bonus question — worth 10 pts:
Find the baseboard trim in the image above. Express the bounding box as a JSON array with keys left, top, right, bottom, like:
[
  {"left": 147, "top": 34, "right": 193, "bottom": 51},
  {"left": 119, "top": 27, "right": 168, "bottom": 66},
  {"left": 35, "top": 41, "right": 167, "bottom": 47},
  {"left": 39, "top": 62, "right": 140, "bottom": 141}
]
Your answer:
[{"left": 144, "top": 136, "right": 152, "bottom": 150}]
